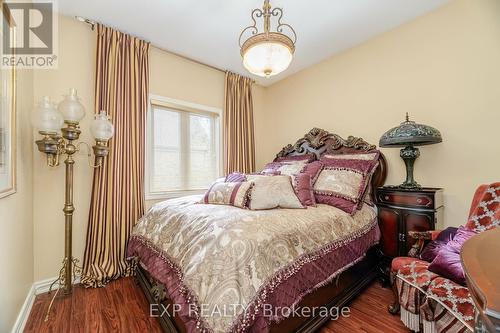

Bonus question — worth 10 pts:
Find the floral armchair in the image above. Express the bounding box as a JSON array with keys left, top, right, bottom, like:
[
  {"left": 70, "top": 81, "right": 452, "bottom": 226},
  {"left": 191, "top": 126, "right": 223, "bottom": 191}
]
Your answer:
[{"left": 388, "top": 183, "right": 500, "bottom": 333}]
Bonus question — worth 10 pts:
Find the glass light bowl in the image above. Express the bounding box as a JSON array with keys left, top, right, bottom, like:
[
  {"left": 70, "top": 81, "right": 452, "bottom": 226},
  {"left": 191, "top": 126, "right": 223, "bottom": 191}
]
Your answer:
[
  {"left": 33, "top": 96, "right": 63, "bottom": 134},
  {"left": 58, "top": 88, "right": 85, "bottom": 123},
  {"left": 90, "top": 110, "right": 114, "bottom": 141},
  {"left": 241, "top": 32, "right": 295, "bottom": 78}
]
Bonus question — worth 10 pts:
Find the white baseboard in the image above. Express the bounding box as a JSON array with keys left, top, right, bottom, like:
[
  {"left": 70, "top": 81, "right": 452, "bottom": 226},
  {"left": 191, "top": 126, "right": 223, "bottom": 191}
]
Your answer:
[
  {"left": 10, "top": 284, "right": 35, "bottom": 333},
  {"left": 10, "top": 276, "right": 81, "bottom": 333}
]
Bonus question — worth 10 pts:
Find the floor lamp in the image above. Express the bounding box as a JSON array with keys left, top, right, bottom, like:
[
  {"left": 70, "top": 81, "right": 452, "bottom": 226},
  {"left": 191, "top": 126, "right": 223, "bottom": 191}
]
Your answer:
[{"left": 33, "top": 88, "right": 114, "bottom": 319}]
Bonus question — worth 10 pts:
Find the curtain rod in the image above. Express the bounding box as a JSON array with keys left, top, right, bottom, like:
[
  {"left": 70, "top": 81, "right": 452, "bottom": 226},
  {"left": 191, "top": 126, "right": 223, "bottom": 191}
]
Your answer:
[{"left": 75, "top": 16, "right": 226, "bottom": 74}]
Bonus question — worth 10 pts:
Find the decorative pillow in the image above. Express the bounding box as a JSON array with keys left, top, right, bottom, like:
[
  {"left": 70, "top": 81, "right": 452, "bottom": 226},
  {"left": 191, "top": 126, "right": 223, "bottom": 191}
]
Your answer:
[
  {"left": 313, "top": 158, "right": 379, "bottom": 214},
  {"left": 246, "top": 175, "right": 304, "bottom": 210},
  {"left": 420, "top": 227, "right": 458, "bottom": 262},
  {"left": 260, "top": 160, "right": 318, "bottom": 207},
  {"left": 202, "top": 181, "right": 254, "bottom": 209},
  {"left": 275, "top": 161, "right": 309, "bottom": 176},
  {"left": 428, "top": 226, "right": 476, "bottom": 285},
  {"left": 260, "top": 160, "right": 307, "bottom": 175},
  {"left": 274, "top": 153, "right": 316, "bottom": 163},
  {"left": 225, "top": 172, "right": 246, "bottom": 183},
  {"left": 322, "top": 152, "right": 380, "bottom": 207},
  {"left": 321, "top": 152, "right": 379, "bottom": 161},
  {"left": 300, "top": 161, "right": 323, "bottom": 183},
  {"left": 291, "top": 173, "right": 316, "bottom": 207}
]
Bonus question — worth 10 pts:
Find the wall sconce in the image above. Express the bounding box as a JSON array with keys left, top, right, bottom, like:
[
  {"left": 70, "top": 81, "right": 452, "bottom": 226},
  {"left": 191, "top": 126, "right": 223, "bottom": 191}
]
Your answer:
[{"left": 33, "top": 88, "right": 114, "bottom": 319}]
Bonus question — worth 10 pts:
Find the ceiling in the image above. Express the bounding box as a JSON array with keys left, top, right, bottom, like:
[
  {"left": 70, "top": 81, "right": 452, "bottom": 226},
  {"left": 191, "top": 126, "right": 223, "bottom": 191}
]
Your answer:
[{"left": 58, "top": 0, "right": 450, "bottom": 86}]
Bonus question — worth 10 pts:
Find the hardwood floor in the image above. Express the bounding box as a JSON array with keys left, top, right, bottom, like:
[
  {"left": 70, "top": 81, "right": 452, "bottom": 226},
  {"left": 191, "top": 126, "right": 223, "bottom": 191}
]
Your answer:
[
  {"left": 319, "top": 281, "right": 407, "bottom": 333},
  {"left": 24, "top": 277, "right": 162, "bottom": 333},
  {"left": 25, "top": 277, "right": 406, "bottom": 333}
]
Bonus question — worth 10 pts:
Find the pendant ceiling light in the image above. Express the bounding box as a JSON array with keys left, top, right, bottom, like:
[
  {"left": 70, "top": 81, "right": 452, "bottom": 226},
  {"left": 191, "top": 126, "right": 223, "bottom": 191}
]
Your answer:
[{"left": 239, "top": 0, "right": 297, "bottom": 78}]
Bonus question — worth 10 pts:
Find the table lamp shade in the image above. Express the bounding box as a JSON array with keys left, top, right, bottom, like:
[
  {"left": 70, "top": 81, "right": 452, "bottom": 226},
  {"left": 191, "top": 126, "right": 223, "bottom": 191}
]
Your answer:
[
  {"left": 379, "top": 113, "right": 442, "bottom": 147},
  {"left": 379, "top": 113, "right": 442, "bottom": 188}
]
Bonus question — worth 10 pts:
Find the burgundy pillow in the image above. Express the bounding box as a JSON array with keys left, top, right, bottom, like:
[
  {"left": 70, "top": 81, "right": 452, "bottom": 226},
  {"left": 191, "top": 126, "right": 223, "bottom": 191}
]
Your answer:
[
  {"left": 274, "top": 153, "right": 316, "bottom": 163},
  {"left": 420, "top": 227, "right": 458, "bottom": 262},
  {"left": 321, "top": 152, "right": 380, "bottom": 208},
  {"left": 313, "top": 157, "right": 379, "bottom": 214},
  {"left": 428, "top": 227, "right": 476, "bottom": 285},
  {"left": 301, "top": 161, "right": 323, "bottom": 182},
  {"left": 291, "top": 173, "right": 316, "bottom": 206}
]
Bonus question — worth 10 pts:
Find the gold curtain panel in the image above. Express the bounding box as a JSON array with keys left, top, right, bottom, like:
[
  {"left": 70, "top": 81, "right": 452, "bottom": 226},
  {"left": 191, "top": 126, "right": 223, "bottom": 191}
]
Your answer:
[
  {"left": 223, "top": 71, "right": 255, "bottom": 174},
  {"left": 81, "top": 24, "right": 150, "bottom": 287}
]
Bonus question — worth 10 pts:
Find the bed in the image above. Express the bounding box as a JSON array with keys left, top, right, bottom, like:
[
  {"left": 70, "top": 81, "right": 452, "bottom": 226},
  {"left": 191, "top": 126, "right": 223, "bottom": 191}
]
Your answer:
[{"left": 128, "top": 128, "right": 387, "bottom": 333}]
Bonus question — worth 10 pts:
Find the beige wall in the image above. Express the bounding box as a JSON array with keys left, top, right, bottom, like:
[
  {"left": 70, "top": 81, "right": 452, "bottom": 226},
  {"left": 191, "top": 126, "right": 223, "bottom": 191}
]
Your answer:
[
  {"left": 256, "top": 0, "right": 500, "bottom": 228},
  {"left": 0, "top": 69, "right": 34, "bottom": 331},
  {"left": 32, "top": 15, "right": 266, "bottom": 280},
  {"left": 30, "top": 0, "right": 500, "bottom": 285}
]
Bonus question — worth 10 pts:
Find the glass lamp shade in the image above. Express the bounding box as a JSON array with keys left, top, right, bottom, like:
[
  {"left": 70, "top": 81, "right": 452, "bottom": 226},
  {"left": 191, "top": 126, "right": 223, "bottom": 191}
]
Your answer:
[
  {"left": 90, "top": 110, "right": 114, "bottom": 141},
  {"left": 33, "top": 96, "right": 63, "bottom": 134},
  {"left": 242, "top": 41, "right": 293, "bottom": 77},
  {"left": 58, "top": 88, "right": 85, "bottom": 123},
  {"left": 379, "top": 115, "right": 442, "bottom": 147}
]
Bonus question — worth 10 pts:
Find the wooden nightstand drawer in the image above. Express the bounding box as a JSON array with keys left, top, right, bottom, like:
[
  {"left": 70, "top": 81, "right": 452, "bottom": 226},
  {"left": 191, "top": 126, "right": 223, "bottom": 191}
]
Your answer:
[{"left": 376, "top": 188, "right": 443, "bottom": 209}]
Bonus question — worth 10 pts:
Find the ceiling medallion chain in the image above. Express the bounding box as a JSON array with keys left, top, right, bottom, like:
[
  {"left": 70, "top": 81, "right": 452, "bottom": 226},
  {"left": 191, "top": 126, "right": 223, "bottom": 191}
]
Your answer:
[{"left": 239, "top": 0, "right": 297, "bottom": 78}]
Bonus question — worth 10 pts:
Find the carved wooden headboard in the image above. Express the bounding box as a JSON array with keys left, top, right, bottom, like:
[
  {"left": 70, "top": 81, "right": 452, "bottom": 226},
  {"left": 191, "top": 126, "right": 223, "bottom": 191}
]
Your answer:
[{"left": 275, "top": 127, "right": 387, "bottom": 188}]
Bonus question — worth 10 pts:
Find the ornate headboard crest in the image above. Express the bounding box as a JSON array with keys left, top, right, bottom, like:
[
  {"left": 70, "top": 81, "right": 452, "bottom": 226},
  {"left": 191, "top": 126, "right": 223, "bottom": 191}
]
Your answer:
[{"left": 275, "top": 128, "right": 387, "bottom": 188}]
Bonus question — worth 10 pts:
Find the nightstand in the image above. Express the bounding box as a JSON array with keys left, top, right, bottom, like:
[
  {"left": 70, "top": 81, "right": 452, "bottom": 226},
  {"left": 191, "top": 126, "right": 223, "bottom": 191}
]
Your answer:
[{"left": 375, "top": 186, "right": 444, "bottom": 279}]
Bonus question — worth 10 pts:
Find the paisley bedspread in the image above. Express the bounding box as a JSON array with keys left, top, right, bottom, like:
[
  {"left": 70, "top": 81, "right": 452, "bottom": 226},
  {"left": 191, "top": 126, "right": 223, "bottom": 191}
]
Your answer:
[{"left": 127, "top": 195, "right": 379, "bottom": 333}]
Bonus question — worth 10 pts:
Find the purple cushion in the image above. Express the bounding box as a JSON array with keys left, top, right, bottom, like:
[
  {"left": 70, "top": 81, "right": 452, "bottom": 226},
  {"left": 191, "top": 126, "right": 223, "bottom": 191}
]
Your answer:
[
  {"left": 225, "top": 172, "right": 247, "bottom": 183},
  {"left": 427, "top": 247, "right": 464, "bottom": 285},
  {"left": 420, "top": 227, "right": 458, "bottom": 262},
  {"left": 428, "top": 227, "right": 476, "bottom": 285},
  {"left": 448, "top": 226, "right": 476, "bottom": 249}
]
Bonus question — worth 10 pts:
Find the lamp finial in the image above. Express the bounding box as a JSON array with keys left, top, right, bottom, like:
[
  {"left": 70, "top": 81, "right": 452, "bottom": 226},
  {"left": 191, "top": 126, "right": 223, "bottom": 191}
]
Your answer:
[{"left": 406, "top": 112, "right": 409, "bottom": 122}]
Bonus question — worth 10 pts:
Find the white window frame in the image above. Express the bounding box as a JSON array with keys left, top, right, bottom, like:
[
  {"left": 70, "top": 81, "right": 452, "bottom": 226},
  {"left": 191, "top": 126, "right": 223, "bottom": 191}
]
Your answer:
[{"left": 145, "top": 94, "right": 222, "bottom": 200}]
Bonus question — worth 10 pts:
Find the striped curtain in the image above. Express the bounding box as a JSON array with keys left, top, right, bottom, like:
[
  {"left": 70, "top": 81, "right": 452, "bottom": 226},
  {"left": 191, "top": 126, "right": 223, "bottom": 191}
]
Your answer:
[
  {"left": 223, "top": 72, "right": 255, "bottom": 174},
  {"left": 81, "top": 24, "right": 150, "bottom": 287}
]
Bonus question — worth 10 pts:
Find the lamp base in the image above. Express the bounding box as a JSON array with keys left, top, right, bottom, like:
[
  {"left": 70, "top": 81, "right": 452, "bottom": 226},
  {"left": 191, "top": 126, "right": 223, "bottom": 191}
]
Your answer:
[
  {"left": 398, "top": 181, "right": 422, "bottom": 189},
  {"left": 44, "top": 257, "right": 82, "bottom": 322},
  {"left": 399, "top": 145, "right": 421, "bottom": 189}
]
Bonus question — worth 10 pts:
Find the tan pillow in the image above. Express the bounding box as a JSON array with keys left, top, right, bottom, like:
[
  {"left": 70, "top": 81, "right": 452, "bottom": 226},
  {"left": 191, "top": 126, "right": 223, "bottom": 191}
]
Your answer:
[
  {"left": 201, "top": 181, "right": 254, "bottom": 208},
  {"left": 246, "top": 175, "right": 304, "bottom": 210},
  {"left": 276, "top": 160, "right": 308, "bottom": 176},
  {"left": 322, "top": 152, "right": 379, "bottom": 161}
]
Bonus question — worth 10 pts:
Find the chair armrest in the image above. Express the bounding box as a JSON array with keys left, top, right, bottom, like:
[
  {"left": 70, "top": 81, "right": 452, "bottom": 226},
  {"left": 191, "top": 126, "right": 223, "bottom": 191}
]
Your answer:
[{"left": 407, "top": 230, "right": 443, "bottom": 258}]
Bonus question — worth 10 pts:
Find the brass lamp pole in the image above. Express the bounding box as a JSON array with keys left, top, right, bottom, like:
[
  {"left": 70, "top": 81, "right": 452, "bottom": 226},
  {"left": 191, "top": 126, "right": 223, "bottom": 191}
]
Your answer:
[{"left": 33, "top": 89, "right": 114, "bottom": 318}]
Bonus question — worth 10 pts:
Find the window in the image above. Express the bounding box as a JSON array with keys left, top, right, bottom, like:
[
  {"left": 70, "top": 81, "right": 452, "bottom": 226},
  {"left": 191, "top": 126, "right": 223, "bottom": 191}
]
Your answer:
[{"left": 146, "top": 97, "right": 221, "bottom": 199}]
